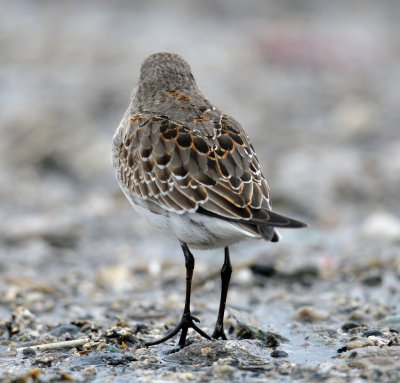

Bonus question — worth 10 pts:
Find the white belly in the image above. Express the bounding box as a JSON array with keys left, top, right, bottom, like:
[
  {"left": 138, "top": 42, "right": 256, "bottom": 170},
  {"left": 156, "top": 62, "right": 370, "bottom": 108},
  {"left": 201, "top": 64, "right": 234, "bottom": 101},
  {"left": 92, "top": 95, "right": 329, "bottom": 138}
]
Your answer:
[{"left": 132, "top": 203, "right": 259, "bottom": 249}]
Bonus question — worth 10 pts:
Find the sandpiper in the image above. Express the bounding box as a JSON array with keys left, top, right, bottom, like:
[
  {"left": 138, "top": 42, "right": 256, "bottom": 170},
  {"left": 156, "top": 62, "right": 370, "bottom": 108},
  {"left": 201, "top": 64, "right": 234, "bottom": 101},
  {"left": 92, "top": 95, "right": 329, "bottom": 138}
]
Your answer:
[{"left": 112, "top": 52, "right": 307, "bottom": 347}]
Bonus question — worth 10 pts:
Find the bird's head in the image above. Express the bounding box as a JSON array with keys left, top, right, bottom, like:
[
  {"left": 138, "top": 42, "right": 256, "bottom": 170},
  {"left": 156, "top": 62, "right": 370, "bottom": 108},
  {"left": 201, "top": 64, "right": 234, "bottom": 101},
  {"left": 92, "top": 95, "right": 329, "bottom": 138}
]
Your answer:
[{"left": 135, "top": 52, "right": 199, "bottom": 102}]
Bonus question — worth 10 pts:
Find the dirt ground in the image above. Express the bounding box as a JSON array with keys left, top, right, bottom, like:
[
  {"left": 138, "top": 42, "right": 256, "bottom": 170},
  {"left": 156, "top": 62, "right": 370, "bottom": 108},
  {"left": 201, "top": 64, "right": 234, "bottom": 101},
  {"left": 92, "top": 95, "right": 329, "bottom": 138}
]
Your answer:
[{"left": 1, "top": 1, "right": 400, "bottom": 382}]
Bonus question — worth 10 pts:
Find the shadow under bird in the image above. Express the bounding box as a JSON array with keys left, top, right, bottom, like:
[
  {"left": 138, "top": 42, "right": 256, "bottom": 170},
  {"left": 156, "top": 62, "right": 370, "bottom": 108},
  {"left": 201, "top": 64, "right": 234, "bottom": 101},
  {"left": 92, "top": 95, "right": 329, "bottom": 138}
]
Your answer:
[{"left": 112, "top": 52, "right": 307, "bottom": 348}]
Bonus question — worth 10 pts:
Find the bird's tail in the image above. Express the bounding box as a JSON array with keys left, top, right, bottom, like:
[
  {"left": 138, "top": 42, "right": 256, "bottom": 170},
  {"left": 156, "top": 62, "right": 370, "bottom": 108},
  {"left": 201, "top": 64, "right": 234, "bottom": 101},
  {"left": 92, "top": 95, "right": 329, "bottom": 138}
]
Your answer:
[
  {"left": 250, "top": 208, "right": 308, "bottom": 228},
  {"left": 259, "top": 226, "right": 281, "bottom": 242},
  {"left": 256, "top": 210, "right": 307, "bottom": 242}
]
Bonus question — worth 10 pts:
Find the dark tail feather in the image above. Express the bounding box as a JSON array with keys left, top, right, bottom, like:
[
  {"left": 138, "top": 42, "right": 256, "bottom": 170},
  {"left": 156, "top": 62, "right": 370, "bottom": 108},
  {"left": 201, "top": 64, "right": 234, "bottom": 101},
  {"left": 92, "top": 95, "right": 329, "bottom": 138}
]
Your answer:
[
  {"left": 251, "top": 209, "right": 308, "bottom": 228},
  {"left": 259, "top": 226, "right": 281, "bottom": 242},
  {"left": 196, "top": 205, "right": 308, "bottom": 229}
]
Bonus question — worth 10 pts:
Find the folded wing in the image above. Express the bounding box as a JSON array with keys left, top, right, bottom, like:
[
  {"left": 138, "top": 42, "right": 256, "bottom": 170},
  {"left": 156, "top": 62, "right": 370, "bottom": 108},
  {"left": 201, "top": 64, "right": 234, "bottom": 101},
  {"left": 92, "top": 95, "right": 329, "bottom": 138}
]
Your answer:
[{"left": 116, "top": 113, "right": 306, "bottom": 241}]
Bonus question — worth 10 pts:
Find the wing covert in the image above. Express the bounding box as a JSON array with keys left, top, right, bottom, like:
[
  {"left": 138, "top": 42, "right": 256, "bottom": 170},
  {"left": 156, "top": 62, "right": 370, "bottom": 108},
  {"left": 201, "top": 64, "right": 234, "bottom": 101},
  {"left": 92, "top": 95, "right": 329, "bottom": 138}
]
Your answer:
[{"left": 117, "top": 113, "right": 272, "bottom": 222}]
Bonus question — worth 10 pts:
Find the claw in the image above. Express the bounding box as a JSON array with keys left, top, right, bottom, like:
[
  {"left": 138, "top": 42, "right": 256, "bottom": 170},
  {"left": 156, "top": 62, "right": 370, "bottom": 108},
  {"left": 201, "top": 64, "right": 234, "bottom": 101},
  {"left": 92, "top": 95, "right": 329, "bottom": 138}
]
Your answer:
[
  {"left": 145, "top": 313, "right": 211, "bottom": 347},
  {"left": 211, "top": 323, "right": 227, "bottom": 340}
]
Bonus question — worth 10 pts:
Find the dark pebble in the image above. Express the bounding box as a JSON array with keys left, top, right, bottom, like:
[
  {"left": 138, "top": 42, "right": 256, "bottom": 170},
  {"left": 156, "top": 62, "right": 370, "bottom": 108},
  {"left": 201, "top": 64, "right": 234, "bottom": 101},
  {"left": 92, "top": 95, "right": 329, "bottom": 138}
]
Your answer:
[
  {"left": 363, "top": 329, "right": 383, "bottom": 337},
  {"left": 250, "top": 263, "right": 276, "bottom": 277},
  {"left": 362, "top": 275, "right": 382, "bottom": 286},
  {"left": 271, "top": 350, "right": 288, "bottom": 358},
  {"left": 22, "top": 348, "right": 36, "bottom": 357},
  {"left": 238, "top": 325, "right": 280, "bottom": 348},
  {"left": 71, "top": 352, "right": 137, "bottom": 367},
  {"left": 337, "top": 346, "right": 348, "bottom": 353},
  {"left": 106, "top": 354, "right": 137, "bottom": 366},
  {"left": 349, "top": 351, "right": 358, "bottom": 359},
  {"left": 342, "top": 322, "right": 360, "bottom": 332}
]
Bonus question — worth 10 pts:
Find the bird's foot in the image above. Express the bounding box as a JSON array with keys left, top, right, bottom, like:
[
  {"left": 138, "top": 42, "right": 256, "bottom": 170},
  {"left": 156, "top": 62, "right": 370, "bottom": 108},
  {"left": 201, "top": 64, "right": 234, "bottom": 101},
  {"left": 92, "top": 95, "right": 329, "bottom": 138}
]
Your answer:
[
  {"left": 211, "top": 323, "right": 227, "bottom": 340},
  {"left": 145, "top": 313, "right": 211, "bottom": 348}
]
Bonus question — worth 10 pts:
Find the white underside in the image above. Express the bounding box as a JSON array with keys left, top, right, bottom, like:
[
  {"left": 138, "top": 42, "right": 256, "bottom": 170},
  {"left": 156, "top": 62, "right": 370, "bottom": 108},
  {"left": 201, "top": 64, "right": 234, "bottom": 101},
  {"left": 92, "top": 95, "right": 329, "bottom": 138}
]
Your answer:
[
  {"left": 112, "top": 157, "right": 262, "bottom": 249},
  {"left": 131, "top": 202, "right": 260, "bottom": 249}
]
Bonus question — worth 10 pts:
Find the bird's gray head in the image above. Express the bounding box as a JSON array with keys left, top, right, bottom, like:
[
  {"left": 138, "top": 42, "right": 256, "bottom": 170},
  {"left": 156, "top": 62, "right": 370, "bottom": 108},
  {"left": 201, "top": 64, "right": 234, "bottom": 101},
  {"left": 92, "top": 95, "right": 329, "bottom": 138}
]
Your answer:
[{"left": 134, "top": 53, "right": 199, "bottom": 103}]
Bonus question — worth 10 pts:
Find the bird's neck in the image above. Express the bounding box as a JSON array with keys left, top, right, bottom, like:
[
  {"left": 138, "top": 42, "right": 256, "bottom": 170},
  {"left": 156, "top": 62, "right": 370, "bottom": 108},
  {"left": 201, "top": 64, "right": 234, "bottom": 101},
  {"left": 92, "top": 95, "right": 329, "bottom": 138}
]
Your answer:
[{"left": 132, "top": 89, "right": 212, "bottom": 122}]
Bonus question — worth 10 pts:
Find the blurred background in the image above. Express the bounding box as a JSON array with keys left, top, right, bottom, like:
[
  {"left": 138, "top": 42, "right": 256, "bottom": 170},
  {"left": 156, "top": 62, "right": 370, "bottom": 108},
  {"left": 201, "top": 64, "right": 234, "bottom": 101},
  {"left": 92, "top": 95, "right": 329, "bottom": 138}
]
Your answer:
[
  {"left": 1, "top": 0, "right": 400, "bottom": 373},
  {"left": 1, "top": 0, "right": 399, "bottom": 260}
]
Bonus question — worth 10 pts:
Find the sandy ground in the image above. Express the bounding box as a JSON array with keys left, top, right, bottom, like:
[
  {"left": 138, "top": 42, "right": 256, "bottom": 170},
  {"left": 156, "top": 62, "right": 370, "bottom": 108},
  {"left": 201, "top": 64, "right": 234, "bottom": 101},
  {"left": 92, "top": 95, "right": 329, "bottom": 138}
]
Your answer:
[{"left": 1, "top": 1, "right": 400, "bottom": 382}]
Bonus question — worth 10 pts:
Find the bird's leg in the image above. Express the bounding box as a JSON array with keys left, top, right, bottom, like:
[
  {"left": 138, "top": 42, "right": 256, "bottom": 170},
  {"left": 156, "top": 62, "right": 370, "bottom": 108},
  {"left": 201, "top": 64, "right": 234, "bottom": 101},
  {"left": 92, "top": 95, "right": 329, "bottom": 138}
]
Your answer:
[
  {"left": 211, "top": 247, "right": 232, "bottom": 340},
  {"left": 145, "top": 243, "right": 211, "bottom": 348}
]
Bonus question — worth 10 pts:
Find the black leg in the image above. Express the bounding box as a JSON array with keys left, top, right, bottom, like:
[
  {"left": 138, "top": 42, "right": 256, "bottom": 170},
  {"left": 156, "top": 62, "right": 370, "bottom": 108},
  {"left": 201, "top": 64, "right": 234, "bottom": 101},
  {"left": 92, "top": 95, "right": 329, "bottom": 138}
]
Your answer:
[
  {"left": 145, "top": 243, "right": 211, "bottom": 348},
  {"left": 211, "top": 247, "right": 232, "bottom": 340}
]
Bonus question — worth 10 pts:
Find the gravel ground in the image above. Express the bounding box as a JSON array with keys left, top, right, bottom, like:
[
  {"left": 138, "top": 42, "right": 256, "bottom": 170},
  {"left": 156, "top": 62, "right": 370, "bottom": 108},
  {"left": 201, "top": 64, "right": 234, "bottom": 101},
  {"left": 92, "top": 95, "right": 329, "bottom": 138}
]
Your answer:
[{"left": 1, "top": 1, "right": 400, "bottom": 382}]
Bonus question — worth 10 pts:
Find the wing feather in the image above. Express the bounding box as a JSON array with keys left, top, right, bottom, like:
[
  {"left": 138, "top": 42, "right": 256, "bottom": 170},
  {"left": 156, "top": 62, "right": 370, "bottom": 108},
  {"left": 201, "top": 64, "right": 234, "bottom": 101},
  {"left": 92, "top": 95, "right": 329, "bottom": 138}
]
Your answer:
[{"left": 116, "top": 113, "right": 306, "bottom": 228}]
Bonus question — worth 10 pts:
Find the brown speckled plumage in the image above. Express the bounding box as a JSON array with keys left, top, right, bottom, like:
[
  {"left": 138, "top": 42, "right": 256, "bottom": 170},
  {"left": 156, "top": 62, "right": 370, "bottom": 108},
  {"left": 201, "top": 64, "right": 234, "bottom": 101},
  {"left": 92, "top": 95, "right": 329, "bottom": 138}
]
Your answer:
[{"left": 113, "top": 53, "right": 306, "bottom": 244}]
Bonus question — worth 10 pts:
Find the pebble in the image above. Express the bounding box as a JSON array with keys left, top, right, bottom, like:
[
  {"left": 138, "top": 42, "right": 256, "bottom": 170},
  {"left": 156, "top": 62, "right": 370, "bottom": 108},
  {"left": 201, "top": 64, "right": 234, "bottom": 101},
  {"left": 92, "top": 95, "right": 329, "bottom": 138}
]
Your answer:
[
  {"left": 201, "top": 347, "right": 212, "bottom": 356},
  {"left": 22, "top": 347, "right": 36, "bottom": 357},
  {"left": 212, "top": 364, "right": 236, "bottom": 379},
  {"left": 292, "top": 307, "right": 328, "bottom": 322},
  {"left": 348, "top": 309, "right": 368, "bottom": 322},
  {"left": 361, "top": 212, "right": 400, "bottom": 242},
  {"left": 361, "top": 274, "right": 382, "bottom": 286},
  {"left": 346, "top": 340, "right": 366, "bottom": 350},
  {"left": 366, "top": 336, "right": 386, "bottom": 347},
  {"left": 270, "top": 350, "right": 288, "bottom": 358},
  {"left": 363, "top": 329, "right": 383, "bottom": 337},
  {"left": 341, "top": 322, "right": 360, "bottom": 332},
  {"left": 82, "top": 365, "right": 98, "bottom": 375},
  {"left": 250, "top": 263, "right": 276, "bottom": 277}
]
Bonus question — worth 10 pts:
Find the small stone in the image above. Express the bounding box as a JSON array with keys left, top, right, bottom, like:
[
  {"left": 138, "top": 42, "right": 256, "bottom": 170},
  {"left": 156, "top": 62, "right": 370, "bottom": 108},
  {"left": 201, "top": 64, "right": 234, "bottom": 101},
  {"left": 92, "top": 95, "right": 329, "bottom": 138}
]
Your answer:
[
  {"left": 33, "top": 356, "right": 53, "bottom": 367},
  {"left": 361, "top": 211, "right": 400, "bottom": 242},
  {"left": 346, "top": 340, "right": 366, "bottom": 350},
  {"left": 366, "top": 336, "right": 386, "bottom": 347},
  {"left": 82, "top": 365, "right": 98, "bottom": 375},
  {"left": 337, "top": 346, "right": 348, "bottom": 353},
  {"left": 60, "top": 373, "right": 74, "bottom": 381},
  {"left": 22, "top": 347, "right": 36, "bottom": 357},
  {"left": 342, "top": 322, "right": 360, "bottom": 332},
  {"left": 293, "top": 307, "right": 328, "bottom": 322},
  {"left": 96, "top": 265, "right": 133, "bottom": 293},
  {"left": 363, "top": 329, "right": 382, "bottom": 337},
  {"left": 201, "top": 347, "right": 212, "bottom": 355},
  {"left": 362, "top": 274, "right": 382, "bottom": 286},
  {"left": 271, "top": 349, "right": 288, "bottom": 358},
  {"left": 107, "top": 345, "right": 120, "bottom": 353},
  {"left": 348, "top": 309, "right": 368, "bottom": 322},
  {"left": 250, "top": 263, "right": 276, "bottom": 277},
  {"left": 212, "top": 364, "right": 236, "bottom": 379},
  {"left": 229, "top": 308, "right": 284, "bottom": 346},
  {"left": 348, "top": 360, "right": 366, "bottom": 369}
]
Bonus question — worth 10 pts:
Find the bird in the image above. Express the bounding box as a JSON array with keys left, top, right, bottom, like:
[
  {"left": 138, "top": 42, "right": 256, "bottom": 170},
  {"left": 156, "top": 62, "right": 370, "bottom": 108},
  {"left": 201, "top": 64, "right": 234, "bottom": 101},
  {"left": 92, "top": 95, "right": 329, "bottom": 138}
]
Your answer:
[{"left": 112, "top": 52, "right": 307, "bottom": 348}]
